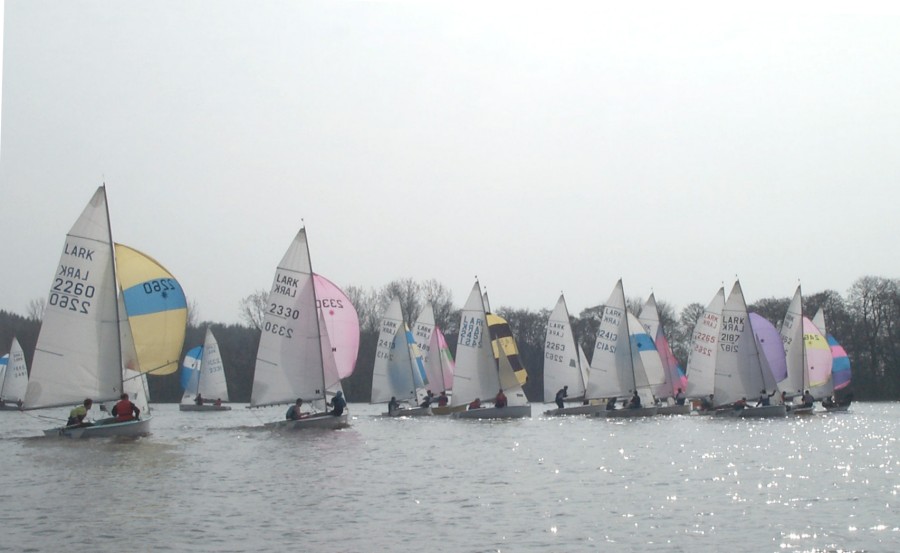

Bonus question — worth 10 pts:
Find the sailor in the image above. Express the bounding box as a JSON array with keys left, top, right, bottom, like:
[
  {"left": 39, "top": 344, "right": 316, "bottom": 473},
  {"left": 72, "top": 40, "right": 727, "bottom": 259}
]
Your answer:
[
  {"left": 555, "top": 386, "right": 568, "bottom": 409},
  {"left": 67, "top": 399, "right": 94, "bottom": 427},
  {"left": 112, "top": 393, "right": 140, "bottom": 422}
]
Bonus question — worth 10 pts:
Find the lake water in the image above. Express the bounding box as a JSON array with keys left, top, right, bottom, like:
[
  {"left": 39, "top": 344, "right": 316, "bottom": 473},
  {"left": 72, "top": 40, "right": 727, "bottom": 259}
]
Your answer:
[{"left": 1, "top": 402, "right": 897, "bottom": 553}]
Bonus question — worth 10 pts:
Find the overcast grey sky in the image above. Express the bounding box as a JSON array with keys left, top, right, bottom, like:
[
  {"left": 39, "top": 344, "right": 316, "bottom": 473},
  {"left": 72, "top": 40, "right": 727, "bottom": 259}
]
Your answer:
[{"left": 1, "top": 1, "right": 898, "bottom": 324}]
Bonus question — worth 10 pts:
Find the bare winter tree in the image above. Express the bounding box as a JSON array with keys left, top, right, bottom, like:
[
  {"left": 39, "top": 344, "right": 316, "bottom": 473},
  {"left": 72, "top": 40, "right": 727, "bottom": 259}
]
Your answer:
[
  {"left": 421, "top": 279, "right": 455, "bottom": 332},
  {"left": 186, "top": 299, "right": 200, "bottom": 327},
  {"left": 345, "top": 285, "right": 381, "bottom": 334},
  {"left": 381, "top": 278, "right": 422, "bottom": 325},
  {"left": 239, "top": 289, "right": 269, "bottom": 330},
  {"left": 27, "top": 297, "right": 47, "bottom": 321},
  {"left": 671, "top": 302, "right": 705, "bottom": 367}
]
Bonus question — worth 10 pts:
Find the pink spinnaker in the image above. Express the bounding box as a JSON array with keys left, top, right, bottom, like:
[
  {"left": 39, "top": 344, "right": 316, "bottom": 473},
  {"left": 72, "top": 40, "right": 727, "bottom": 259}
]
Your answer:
[{"left": 313, "top": 274, "right": 360, "bottom": 379}]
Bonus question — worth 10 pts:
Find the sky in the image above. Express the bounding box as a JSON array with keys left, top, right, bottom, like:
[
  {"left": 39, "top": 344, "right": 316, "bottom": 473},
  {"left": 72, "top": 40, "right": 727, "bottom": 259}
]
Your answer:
[{"left": 1, "top": 1, "right": 898, "bottom": 325}]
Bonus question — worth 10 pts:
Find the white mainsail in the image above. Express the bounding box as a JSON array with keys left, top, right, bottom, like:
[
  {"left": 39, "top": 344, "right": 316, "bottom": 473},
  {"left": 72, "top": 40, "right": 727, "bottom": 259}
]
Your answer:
[
  {"left": 187, "top": 328, "right": 230, "bottom": 402},
  {"left": 779, "top": 286, "right": 805, "bottom": 396},
  {"left": 627, "top": 311, "right": 664, "bottom": 405},
  {"left": 451, "top": 281, "right": 500, "bottom": 406},
  {"left": 371, "top": 297, "right": 422, "bottom": 405},
  {"left": 411, "top": 302, "right": 447, "bottom": 394},
  {"left": 24, "top": 186, "right": 124, "bottom": 409},
  {"left": 543, "top": 294, "right": 587, "bottom": 402},
  {"left": 639, "top": 293, "right": 685, "bottom": 399},
  {"left": 715, "top": 281, "right": 769, "bottom": 406},
  {"left": 1, "top": 337, "right": 28, "bottom": 403},
  {"left": 684, "top": 287, "right": 725, "bottom": 399},
  {"left": 250, "top": 228, "right": 326, "bottom": 408},
  {"left": 585, "top": 280, "right": 633, "bottom": 399}
]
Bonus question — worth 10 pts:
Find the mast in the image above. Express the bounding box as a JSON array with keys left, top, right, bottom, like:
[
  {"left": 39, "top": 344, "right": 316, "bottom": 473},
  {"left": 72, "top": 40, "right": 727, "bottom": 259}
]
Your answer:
[
  {"left": 304, "top": 227, "right": 328, "bottom": 401},
  {"left": 558, "top": 294, "right": 587, "bottom": 395},
  {"left": 103, "top": 185, "right": 128, "bottom": 399},
  {"left": 404, "top": 324, "right": 420, "bottom": 404}
]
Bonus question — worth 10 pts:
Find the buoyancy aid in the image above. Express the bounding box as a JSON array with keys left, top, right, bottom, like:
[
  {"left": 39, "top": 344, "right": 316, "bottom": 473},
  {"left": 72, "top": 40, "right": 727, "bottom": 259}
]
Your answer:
[{"left": 114, "top": 399, "right": 135, "bottom": 421}]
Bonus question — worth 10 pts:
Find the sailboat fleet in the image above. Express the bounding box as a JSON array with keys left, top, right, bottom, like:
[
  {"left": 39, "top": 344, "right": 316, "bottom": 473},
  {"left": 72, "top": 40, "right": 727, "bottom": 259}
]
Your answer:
[{"left": 4, "top": 188, "right": 857, "bottom": 437}]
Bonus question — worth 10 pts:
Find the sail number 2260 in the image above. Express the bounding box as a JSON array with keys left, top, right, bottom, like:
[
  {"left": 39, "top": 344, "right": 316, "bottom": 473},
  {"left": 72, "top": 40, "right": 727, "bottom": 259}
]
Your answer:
[{"left": 49, "top": 278, "right": 95, "bottom": 314}]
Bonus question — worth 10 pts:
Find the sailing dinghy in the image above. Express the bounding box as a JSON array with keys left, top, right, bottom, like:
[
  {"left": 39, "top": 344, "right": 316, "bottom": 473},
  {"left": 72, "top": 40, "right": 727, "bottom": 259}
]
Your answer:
[
  {"left": 250, "top": 228, "right": 349, "bottom": 430},
  {"left": 712, "top": 281, "right": 785, "bottom": 418},
  {"left": 585, "top": 280, "right": 658, "bottom": 418},
  {"left": 180, "top": 328, "right": 232, "bottom": 411},
  {"left": 23, "top": 186, "right": 151, "bottom": 437},
  {"left": 0, "top": 337, "right": 28, "bottom": 410},
  {"left": 542, "top": 294, "right": 601, "bottom": 416},
  {"left": 639, "top": 294, "right": 690, "bottom": 415},
  {"left": 412, "top": 302, "right": 456, "bottom": 414},
  {"left": 372, "top": 297, "right": 431, "bottom": 417},
  {"left": 450, "top": 281, "right": 531, "bottom": 420}
]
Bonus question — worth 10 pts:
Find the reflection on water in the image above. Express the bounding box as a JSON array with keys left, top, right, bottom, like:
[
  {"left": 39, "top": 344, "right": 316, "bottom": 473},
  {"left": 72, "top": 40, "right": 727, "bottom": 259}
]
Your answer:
[{"left": 1, "top": 403, "right": 897, "bottom": 552}]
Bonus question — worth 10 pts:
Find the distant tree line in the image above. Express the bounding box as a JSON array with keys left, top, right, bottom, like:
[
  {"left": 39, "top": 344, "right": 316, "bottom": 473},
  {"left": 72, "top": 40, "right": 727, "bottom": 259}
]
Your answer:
[{"left": 2, "top": 275, "right": 897, "bottom": 403}]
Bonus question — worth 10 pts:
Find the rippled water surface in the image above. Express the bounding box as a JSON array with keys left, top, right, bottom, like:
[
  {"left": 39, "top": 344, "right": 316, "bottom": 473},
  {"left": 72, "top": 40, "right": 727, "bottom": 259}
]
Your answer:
[{"left": 1, "top": 402, "right": 898, "bottom": 552}]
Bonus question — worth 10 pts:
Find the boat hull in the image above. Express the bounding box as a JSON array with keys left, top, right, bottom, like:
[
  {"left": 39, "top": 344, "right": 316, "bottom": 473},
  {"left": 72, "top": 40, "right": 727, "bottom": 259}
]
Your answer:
[
  {"left": 432, "top": 404, "right": 467, "bottom": 416},
  {"left": 601, "top": 406, "right": 658, "bottom": 418},
  {"left": 789, "top": 406, "right": 815, "bottom": 416},
  {"left": 382, "top": 406, "right": 432, "bottom": 417},
  {"left": 714, "top": 405, "right": 787, "bottom": 418},
  {"left": 451, "top": 405, "right": 532, "bottom": 420},
  {"left": 45, "top": 417, "right": 151, "bottom": 438},
  {"left": 656, "top": 404, "right": 691, "bottom": 415},
  {"left": 265, "top": 412, "right": 350, "bottom": 430},
  {"left": 543, "top": 404, "right": 607, "bottom": 417},
  {"left": 179, "top": 404, "right": 232, "bottom": 412},
  {"left": 824, "top": 404, "right": 850, "bottom": 413},
  {"left": 0, "top": 402, "right": 23, "bottom": 411}
]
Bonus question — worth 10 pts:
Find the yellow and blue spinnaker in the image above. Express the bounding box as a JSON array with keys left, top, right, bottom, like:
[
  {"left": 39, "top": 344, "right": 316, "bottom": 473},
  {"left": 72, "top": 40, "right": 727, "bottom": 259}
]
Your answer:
[{"left": 115, "top": 243, "right": 187, "bottom": 376}]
